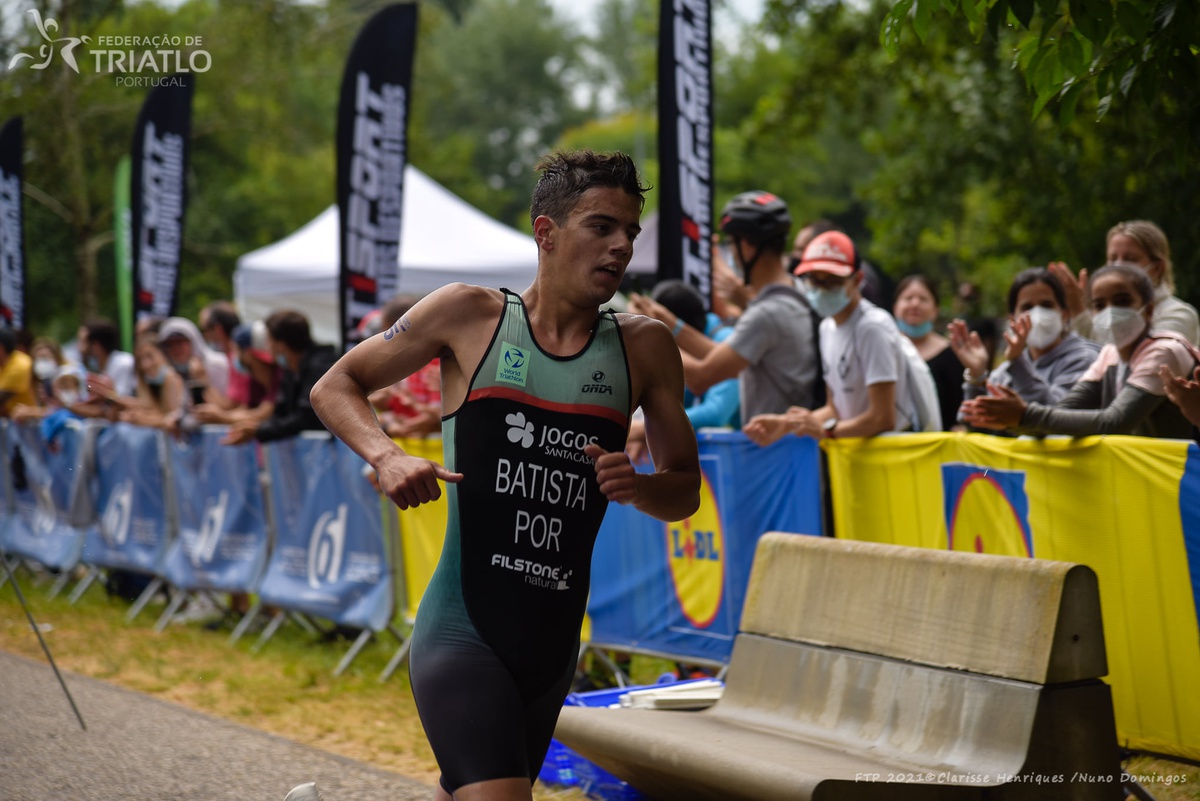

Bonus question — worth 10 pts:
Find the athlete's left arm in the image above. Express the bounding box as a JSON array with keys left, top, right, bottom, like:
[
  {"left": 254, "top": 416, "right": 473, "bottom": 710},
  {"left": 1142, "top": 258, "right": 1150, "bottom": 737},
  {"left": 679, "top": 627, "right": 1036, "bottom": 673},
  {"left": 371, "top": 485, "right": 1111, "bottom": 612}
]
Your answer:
[{"left": 584, "top": 316, "right": 700, "bottom": 521}]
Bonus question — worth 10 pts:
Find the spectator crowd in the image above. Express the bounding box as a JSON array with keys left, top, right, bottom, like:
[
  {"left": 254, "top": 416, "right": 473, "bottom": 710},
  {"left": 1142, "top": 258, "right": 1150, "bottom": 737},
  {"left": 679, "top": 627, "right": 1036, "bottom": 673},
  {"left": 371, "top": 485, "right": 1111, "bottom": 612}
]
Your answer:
[{"left": 2, "top": 209, "right": 1196, "bottom": 472}]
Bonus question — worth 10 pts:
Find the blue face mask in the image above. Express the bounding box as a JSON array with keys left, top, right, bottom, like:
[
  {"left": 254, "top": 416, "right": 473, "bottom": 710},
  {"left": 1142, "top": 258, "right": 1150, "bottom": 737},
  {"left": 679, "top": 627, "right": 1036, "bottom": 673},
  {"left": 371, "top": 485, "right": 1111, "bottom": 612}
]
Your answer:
[
  {"left": 896, "top": 319, "right": 933, "bottom": 338},
  {"left": 805, "top": 286, "right": 852, "bottom": 318},
  {"left": 275, "top": 353, "right": 289, "bottom": 369},
  {"left": 146, "top": 366, "right": 167, "bottom": 387}
]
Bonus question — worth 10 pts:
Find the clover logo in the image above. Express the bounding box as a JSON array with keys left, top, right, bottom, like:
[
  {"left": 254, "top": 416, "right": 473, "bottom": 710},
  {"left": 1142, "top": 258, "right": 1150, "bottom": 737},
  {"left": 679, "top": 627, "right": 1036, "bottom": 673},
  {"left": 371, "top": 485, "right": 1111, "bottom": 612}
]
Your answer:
[{"left": 505, "top": 412, "right": 534, "bottom": 448}]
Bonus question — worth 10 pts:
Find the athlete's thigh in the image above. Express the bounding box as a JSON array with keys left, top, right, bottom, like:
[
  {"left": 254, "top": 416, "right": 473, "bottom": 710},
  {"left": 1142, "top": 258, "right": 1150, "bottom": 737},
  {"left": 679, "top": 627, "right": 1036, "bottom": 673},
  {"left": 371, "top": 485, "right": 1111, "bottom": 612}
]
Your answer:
[{"left": 410, "top": 630, "right": 532, "bottom": 793}]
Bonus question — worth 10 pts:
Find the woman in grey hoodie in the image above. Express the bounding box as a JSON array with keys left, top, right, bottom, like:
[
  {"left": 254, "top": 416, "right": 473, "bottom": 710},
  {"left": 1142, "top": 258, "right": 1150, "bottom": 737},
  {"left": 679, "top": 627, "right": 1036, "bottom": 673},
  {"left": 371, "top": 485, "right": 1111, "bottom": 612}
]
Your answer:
[{"left": 950, "top": 268, "right": 1100, "bottom": 416}]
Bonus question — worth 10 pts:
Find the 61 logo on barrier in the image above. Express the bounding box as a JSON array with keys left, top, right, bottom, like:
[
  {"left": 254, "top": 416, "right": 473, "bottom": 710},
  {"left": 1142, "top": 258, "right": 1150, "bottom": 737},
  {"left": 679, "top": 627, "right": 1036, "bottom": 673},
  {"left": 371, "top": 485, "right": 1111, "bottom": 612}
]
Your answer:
[{"left": 667, "top": 468, "right": 724, "bottom": 628}]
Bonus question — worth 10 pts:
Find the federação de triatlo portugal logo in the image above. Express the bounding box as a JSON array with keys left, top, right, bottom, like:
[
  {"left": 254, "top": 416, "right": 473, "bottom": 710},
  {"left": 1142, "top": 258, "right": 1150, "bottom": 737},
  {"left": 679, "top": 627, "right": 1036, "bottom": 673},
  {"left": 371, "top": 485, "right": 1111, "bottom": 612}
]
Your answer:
[{"left": 667, "top": 469, "right": 724, "bottom": 628}]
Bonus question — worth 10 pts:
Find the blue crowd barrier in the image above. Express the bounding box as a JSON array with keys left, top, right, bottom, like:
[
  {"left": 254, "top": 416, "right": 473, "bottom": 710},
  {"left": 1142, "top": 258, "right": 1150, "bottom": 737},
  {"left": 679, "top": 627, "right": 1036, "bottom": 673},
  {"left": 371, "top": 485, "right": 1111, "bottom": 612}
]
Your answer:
[
  {"left": 80, "top": 422, "right": 171, "bottom": 577},
  {"left": 0, "top": 419, "right": 90, "bottom": 572},
  {"left": 160, "top": 427, "right": 269, "bottom": 595},
  {"left": 586, "top": 431, "right": 824, "bottom": 664},
  {"left": 258, "top": 432, "right": 394, "bottom": 632}
]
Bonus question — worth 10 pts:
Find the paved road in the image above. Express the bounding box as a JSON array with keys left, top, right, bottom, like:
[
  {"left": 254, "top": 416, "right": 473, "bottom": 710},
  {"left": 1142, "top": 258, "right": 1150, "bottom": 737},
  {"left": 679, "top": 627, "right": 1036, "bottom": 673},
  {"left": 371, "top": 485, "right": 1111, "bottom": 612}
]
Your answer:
[{"left": 0, "top": 650, "right": 433, "bottom": 801}]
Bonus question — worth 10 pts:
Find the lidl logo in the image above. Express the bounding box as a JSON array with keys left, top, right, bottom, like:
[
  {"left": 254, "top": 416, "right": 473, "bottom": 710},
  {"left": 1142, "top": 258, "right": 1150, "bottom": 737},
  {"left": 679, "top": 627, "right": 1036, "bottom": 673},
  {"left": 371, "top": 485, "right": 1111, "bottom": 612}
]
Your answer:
[
  {"left": 496, "top": 341, "right": 529, "bottom": 386},
  {"left": 667, "top": 468, "right": 724, "bottom": 628},
  {"left": 942, "top": 464, "right": 1033, "bottom": 558}
]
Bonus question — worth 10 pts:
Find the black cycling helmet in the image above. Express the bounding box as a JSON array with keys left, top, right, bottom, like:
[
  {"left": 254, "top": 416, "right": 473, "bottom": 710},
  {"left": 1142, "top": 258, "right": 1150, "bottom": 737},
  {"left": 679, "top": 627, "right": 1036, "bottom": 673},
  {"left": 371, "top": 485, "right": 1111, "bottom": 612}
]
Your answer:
[{"left": 719, "top": 191, "right": 792, "bottom": 244}]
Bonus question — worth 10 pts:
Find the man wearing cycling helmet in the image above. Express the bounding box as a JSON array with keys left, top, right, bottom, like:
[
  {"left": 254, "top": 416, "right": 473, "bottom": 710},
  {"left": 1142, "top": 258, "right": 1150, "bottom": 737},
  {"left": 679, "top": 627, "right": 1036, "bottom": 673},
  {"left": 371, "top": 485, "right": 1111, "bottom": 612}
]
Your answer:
[{"left": 629, "top": 190, "right": 822, "bottom": 423}]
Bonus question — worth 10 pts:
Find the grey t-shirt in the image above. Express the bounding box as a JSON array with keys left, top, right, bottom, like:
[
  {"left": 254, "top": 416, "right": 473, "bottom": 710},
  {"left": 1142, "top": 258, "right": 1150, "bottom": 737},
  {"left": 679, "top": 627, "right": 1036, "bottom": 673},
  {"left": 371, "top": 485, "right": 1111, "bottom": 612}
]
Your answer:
[{"left": 724, "top": 283, "right": 821, "bottom": 424}]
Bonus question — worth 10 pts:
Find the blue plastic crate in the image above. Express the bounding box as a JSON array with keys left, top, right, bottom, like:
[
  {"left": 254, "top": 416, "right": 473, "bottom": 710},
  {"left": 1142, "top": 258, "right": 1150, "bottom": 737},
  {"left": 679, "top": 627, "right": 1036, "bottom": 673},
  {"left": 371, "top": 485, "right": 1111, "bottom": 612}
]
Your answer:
[{"left": 537, "top": 684, "right": 654, "bottom": 796}]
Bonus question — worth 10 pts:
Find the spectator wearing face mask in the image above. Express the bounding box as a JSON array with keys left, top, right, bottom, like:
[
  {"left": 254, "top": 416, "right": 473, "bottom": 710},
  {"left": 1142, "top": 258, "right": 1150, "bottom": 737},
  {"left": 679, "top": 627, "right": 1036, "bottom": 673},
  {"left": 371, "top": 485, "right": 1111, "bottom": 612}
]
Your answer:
[
  {"left": 222, "top": 309, "right": 337, "bottom": 445},
  {"left": 1049, "top": 220, "right": 1200, "bottom": 347},
  {"left": 961, "top": 263, "right": 1195, "bottom": 438},
  {"left": 950, "top": 269, "right": 1100, "bottom": 419},
  {"left": 120, "top": 335, "right": 187, "bottom": 429},
  {"left": 158, "top": 316, "right": 232, "bottom": 402},
  {"left": 192, "top": 320, "right": 280, "bottom": 427},
  {"left": 23, "top": 336, "right": 68, "bottom": 409},
  {"left": 893, "top": 275, "right": 963, "bottom": 431},
  {"left": 745, "top": 230, "right": 916, "bottom": 445}
]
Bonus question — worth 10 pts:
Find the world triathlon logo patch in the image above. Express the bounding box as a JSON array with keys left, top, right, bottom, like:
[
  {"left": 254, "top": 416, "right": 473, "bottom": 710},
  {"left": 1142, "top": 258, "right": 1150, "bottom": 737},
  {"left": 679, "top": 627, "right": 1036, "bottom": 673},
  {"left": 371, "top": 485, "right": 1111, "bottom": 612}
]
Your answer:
[
  {"left": 942, "top": 463, "right": 1033, "bottom": 558},
  {"left": 496, "top": 341, "right": 529, "bottom": 386}
]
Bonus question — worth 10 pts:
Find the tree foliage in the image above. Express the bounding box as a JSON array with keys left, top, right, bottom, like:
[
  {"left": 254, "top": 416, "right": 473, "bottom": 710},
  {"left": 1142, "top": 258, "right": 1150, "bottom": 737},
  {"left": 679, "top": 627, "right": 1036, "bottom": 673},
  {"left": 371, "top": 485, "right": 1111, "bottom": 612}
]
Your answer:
[
  {"left": 745, "top": 0, "right": 1197, "bottom": 314},
  {"left": 3, "top": 0, "right": 1196, "bottom": 337},
  {"left": 880, "top": 0, "right": 1200, "bottom": 147},
  {"left": 1, "top": 0, "right": 586, "bottom": 334}
]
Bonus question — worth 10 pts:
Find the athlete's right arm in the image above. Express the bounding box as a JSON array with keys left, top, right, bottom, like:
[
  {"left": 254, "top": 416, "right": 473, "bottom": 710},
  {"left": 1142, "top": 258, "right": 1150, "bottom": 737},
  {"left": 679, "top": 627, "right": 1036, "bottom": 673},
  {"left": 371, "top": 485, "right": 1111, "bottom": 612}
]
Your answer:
[{"left": 310, "top": 284, "right": 495, "bottom": 509}]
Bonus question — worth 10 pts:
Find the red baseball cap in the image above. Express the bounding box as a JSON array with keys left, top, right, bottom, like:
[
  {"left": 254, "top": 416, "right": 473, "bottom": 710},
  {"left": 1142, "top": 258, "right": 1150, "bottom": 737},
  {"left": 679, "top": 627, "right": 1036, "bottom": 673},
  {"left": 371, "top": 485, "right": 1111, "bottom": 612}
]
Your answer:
[{"left": 793, "top": 230, "right": 858, "bottom": 277}]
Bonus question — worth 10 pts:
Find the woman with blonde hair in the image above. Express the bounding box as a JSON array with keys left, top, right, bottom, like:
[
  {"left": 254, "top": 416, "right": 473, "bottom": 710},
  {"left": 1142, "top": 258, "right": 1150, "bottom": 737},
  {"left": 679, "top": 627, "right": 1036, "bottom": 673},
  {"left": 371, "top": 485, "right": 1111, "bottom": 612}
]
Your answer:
[{"left": 1050, "top": 219, "right": 1200, "bottom": 345}]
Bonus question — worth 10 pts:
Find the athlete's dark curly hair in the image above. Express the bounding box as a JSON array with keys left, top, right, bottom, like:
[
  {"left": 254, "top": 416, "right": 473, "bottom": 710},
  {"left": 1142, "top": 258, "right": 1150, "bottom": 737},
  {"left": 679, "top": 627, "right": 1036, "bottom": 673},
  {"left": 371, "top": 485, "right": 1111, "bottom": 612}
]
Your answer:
[{"left": 529, "top": 150, "right": 650, "bottom": 228}]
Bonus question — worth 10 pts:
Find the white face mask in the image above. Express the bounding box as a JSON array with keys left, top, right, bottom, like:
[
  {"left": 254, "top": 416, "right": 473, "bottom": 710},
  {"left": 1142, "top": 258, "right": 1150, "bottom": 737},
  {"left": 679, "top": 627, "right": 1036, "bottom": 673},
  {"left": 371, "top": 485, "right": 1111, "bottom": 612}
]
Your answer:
[
  {"left": 33, "top": 358, "right": 58, "bottom": 381},
  {"left": 1092, "top": 306, "right": 1147, "bottom": 349},
  {"left": 1024, "top": 307, "right": 1065, "bottom": 351},
  {"left": 57, "top": 389, "right": 80, "bottom": 407}
]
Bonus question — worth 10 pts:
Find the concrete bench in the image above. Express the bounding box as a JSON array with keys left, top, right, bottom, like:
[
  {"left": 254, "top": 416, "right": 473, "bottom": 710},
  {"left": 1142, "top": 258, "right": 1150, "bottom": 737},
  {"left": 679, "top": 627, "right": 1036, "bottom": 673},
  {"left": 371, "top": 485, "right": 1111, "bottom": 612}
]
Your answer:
[{"left": 555, "top": 533, "right": 1121, "bottom": 800}]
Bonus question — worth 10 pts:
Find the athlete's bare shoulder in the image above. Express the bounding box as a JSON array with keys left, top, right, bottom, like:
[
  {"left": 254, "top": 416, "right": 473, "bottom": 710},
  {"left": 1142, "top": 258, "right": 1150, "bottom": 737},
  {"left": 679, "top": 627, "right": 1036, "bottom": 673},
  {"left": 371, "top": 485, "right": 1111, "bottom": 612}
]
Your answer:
[
  {"left": 415, "top": 283, "right": 504, "bottom": 321},
  {"left": 612, "top": 311, "right": 681, "bottom": 398},
  {"left": 613, "top": 310, "right": 672, "bottom": 341}
]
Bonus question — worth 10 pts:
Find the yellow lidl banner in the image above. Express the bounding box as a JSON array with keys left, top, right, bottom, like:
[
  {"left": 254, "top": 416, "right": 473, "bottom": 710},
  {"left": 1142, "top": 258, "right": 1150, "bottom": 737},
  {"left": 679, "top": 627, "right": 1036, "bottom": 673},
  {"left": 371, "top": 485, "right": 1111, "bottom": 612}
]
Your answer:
[
  {"left": 392, "top": 437, "right": 448, "bottom": 619},
  {"left": 824, "top": 433, "right": 1200, "bottom": 761}
]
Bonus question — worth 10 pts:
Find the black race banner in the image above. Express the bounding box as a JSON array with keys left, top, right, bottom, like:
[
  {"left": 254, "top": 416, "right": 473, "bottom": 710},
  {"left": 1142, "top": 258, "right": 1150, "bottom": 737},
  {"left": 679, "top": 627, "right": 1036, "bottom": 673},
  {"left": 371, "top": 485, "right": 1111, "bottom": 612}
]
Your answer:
[
  {"left": 130, "top": 73, "right": 193, "bottom": 323},
  {"left": 656, "top": 0, "right": 713, "bottom": 306},
  {"left": 336, "top": 3, "right": 418, "bottom": 351},
  {"left": 0, "top": 117, "right": 26, "bottom": 330}
]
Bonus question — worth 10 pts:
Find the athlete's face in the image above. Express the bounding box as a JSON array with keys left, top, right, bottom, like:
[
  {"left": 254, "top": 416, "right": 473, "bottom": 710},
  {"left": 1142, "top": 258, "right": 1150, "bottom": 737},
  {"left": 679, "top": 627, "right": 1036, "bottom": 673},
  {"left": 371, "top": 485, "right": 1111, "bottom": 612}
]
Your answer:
[{"left": 541, "top": 187, "right": 642, "bottom": 305}]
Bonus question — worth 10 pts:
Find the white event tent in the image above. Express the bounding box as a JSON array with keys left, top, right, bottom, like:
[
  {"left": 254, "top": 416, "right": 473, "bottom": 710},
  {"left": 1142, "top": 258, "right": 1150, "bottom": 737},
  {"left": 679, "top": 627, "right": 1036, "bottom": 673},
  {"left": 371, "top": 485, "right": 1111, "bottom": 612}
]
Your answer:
[{"left": 234, "top": 165, "right": 538, "bottom": 345}]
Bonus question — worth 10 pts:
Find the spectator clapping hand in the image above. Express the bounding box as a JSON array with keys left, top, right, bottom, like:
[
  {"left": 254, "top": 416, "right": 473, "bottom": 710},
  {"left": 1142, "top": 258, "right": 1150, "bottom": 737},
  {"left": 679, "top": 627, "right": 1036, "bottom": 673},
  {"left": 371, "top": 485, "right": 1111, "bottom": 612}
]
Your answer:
[
  {"left": 1159, "top": 363, "right": 1200, "bottom": 429},
  {"left": 947, "top": 319, "right": 990, "bottom": 383},
  {"left": 1046, "top": 261, "right": 1088, "bottom": 320},
  {"left": 1002, "top": 313, "right": 1032, "bottom": 362},
  {"left": 959, "top": 384, "right": 1028, "bottom": 431}
]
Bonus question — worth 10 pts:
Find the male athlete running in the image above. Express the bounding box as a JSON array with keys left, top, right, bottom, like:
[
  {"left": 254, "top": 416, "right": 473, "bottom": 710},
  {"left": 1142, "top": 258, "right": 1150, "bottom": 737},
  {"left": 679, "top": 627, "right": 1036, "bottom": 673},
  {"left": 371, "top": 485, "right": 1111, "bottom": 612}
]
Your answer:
[{"left": 301, "top": 150, "right": 701, "bottom": 801}]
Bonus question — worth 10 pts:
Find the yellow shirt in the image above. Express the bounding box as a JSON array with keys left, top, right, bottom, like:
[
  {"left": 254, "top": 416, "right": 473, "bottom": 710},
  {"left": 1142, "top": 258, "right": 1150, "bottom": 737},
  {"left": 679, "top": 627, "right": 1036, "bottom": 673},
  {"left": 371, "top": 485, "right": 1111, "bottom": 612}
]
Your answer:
[{"left": 0, "top": 350, "right": 38, "bottom": 414}]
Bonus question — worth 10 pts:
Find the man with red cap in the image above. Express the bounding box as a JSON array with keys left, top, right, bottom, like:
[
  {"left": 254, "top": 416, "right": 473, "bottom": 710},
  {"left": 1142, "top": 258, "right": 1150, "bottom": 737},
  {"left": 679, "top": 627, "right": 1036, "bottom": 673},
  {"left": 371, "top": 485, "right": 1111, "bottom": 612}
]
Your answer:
[
  {"left": 629, "top": 190, "right": 822, "bottom": 423},
  {"left": 744, "top": 229, "right": 913, "bottom": 444}
]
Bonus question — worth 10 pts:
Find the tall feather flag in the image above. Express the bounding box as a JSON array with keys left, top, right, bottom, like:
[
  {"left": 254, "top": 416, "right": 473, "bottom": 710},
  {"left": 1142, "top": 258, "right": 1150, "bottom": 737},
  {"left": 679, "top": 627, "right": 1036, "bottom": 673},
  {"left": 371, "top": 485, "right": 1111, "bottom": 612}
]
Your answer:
[
  {"left": 129, "top": 74, "right": 194, "bottom": 324},
  {"left": 336, "top": 3, "right": 418, "bottom": 351},
  {"left": 0, "top": 117, "right": 27, "bottom": 330},
  {"left": 656, "top": 0, "right": 714, "bottom": 307}
]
